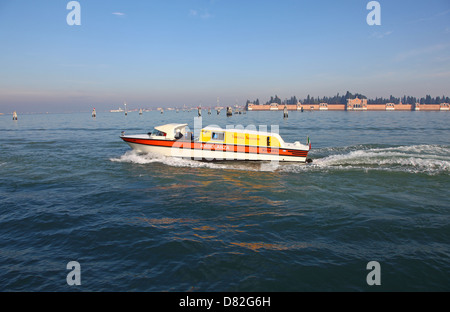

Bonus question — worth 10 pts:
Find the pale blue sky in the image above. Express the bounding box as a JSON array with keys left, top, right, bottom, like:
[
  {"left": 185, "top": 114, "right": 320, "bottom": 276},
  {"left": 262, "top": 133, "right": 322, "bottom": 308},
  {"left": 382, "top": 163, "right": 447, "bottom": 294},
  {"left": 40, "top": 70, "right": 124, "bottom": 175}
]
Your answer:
[{"left": 0, "top": 0, "right": 449, "bottom": 112}]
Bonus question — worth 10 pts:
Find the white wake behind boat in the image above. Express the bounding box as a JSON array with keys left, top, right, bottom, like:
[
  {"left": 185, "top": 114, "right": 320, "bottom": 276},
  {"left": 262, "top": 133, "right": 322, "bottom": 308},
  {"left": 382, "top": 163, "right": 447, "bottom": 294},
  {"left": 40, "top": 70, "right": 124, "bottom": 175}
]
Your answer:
[{"left": 120, "top": 123, "right": 311, "bottom": 162}]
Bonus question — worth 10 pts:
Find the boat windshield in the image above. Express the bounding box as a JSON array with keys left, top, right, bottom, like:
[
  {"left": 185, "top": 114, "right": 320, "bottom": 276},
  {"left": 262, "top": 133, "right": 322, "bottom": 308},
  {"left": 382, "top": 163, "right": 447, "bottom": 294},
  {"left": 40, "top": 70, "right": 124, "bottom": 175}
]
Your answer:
[{"left": 152, "top": 129, "right": 166, "bottom": 137}]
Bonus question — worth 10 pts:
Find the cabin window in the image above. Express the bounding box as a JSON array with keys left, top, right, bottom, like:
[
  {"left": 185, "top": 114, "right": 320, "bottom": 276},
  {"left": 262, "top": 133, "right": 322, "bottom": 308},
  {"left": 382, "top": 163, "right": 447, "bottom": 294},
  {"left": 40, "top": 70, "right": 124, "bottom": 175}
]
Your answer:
[
  {"left": 153, "top": 130, "right": 166, "bottom": 137},
  {"left": 175, "top": 131, "right": 183, "bottom": 140},
  {"left": 212, "top": 132, "right": 225, "bottom": 141},
  {"left": 267, "top": 136, "right": 271, "bottom": 147}
]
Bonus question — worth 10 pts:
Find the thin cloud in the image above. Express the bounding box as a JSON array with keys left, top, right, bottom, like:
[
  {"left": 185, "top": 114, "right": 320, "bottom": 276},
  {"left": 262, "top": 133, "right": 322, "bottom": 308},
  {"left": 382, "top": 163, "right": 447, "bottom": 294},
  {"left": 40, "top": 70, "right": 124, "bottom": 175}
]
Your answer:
[
  {"left": 189, "top": 9, "right": 213, "bottom": 19},
  {"left": 370, "top": 30, "right": 393, "bottom": 39},
  {"left": 200, "top": 11, "right": 213, "bottom": 19},
  {"left": 112, "top": 12, "right": 126, "bottom": 16},
  {"left": 395, "top": 44, "right": 450, "bottom": 62},
  {"left": 424, "top": 71, "right": 450, "bottom": 79},
  {"left": 409, "top": 9, "right": 450, "bottom": 24},
  {"left": 435, "top": 9, "right": 450, "bottom": 17}
]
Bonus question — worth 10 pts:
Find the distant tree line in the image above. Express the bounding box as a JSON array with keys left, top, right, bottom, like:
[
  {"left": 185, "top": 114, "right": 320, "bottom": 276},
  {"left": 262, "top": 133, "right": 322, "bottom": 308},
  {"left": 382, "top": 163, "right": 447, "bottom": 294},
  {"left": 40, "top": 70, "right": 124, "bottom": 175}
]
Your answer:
[{"left": 246, "top": 91, "right": 450, "bottom": 105}]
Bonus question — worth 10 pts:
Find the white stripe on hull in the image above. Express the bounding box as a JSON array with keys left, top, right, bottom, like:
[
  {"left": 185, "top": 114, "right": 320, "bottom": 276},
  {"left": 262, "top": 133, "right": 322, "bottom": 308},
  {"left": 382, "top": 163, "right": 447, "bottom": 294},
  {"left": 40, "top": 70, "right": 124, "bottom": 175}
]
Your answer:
[{"left": 125, "top": 142, "right": 307, "bottom": 162}]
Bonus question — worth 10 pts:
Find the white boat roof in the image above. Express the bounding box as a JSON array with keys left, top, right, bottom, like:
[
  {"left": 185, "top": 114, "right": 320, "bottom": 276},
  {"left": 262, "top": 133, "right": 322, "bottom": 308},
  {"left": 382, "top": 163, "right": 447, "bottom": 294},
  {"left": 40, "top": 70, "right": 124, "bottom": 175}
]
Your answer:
[
  {"left": 155, "top": 123, "right": 188, "bottom": 133},
  {"left": 154, "top": 123, "right": 188, "bottom": 139}
]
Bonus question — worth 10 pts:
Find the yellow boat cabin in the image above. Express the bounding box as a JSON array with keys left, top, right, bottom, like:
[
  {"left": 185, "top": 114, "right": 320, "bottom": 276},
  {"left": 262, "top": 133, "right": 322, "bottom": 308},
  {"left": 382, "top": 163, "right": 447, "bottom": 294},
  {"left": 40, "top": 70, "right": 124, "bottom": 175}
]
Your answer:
[{"left": 199, "top": 127, "right": 284, "bottom": 148}]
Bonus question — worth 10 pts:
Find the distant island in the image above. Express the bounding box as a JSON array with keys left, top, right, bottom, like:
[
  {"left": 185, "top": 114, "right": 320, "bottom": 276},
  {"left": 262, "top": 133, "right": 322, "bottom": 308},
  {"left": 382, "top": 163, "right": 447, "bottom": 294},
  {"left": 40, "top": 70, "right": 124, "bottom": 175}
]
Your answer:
[
  {"left": 246, "top": 91, "right": 450, "bottom": 106},
  {"left": 245, "top": 91, "right": 450, "bottom": 112}
]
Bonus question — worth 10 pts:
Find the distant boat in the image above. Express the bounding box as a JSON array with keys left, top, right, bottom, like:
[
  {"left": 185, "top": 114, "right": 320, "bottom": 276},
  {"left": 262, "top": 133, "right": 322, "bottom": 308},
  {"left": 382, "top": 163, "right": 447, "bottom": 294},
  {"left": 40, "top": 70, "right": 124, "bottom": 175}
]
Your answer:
[{"left": 110, "top": 107, "right": 124, "bottom": 113}]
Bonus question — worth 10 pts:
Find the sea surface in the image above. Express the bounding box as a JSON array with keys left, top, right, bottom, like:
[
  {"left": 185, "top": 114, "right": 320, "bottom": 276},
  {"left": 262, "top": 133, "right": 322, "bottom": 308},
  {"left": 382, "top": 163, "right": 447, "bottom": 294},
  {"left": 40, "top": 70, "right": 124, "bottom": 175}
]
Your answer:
[{"left": 0, "top": 110, "right": 449, "bottom": 292}]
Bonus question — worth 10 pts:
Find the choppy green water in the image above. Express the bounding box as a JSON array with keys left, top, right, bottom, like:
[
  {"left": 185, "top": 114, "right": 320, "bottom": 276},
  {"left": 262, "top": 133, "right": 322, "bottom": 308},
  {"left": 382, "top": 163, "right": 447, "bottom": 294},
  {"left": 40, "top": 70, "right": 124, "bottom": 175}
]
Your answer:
[{"left": 0, "top": 110, "right": 449, "bottom": 291}]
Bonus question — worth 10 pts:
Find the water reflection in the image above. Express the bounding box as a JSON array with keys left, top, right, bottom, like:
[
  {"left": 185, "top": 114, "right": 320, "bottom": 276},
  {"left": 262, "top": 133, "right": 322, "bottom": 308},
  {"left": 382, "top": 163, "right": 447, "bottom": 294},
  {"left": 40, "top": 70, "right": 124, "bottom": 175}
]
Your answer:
[
  {"left": 137, "top": 217, "right": 198, "bottom": 229},
  {"left": 230, "top": 241, "right": 310, "bottom": 252}
]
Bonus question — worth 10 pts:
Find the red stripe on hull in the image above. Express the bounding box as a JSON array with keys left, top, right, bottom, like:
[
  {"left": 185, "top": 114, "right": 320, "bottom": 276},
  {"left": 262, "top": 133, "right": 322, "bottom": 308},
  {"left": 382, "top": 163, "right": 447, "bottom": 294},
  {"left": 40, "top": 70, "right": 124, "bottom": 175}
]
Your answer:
[{"left": 121, "top": 137, "right": 309, "bottom": 158}]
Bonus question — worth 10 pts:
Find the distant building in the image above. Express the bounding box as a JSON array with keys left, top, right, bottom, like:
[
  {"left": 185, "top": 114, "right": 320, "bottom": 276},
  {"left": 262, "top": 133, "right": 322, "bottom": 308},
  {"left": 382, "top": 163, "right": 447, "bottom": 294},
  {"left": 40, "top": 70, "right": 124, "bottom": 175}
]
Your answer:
[
  {"left": 346, "top": 97, "right": 367, "bottom": 110},
  {"left": 319, "top": 103, "right": 328, "bottom": 110},
  {"left": 386, "top": 103, "right": 395, "bottom": 110},
  {"left": 269, "top": 103, "right": 279, "bottom": 110}
]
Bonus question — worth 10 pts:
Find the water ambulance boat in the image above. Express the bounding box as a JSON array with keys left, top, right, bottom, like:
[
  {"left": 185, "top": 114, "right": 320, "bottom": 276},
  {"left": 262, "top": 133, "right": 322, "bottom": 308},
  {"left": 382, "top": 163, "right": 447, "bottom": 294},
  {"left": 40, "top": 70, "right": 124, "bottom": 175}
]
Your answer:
[{"left": 120, "top": 123, "right": 311, "bottom": 162}]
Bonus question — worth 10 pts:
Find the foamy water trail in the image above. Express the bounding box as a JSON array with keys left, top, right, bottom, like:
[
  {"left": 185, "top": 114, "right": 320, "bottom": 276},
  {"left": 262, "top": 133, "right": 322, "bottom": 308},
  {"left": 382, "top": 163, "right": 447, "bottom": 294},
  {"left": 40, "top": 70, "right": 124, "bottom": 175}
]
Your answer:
[
  {"left": 110, "top": 151, "right": 259, "bottom": 171},
  {"left": 297, "top": 144, "right": 450, "bottom": 175},
  {"left": 111, "top": 145, "right": 450, "bottom": 175}
]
